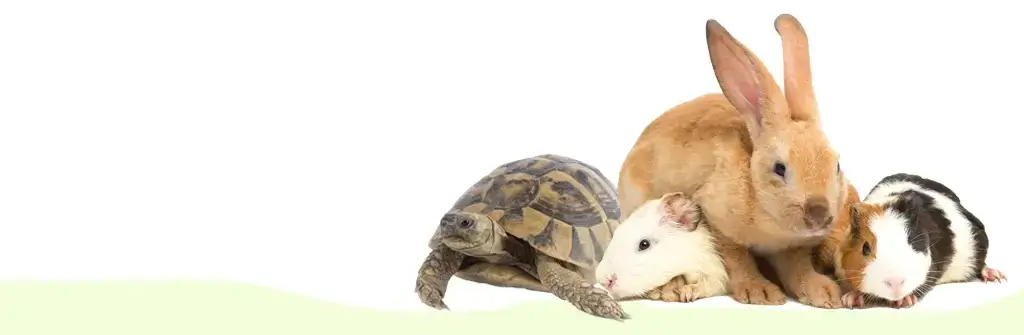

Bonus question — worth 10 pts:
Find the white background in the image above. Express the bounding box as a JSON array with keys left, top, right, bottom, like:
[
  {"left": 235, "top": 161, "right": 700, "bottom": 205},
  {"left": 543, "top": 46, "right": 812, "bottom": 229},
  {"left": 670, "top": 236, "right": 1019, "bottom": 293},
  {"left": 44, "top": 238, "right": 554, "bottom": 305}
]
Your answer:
[{"left": 1, "top": 0, "right": 1020, "bottom": 313}]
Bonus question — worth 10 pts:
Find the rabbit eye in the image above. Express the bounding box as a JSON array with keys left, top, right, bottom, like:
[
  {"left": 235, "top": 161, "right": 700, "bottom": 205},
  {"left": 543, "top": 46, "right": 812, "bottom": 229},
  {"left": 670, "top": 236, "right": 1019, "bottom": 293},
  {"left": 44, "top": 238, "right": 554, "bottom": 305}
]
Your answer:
[
  {"left": 862, "top": 242, "right": 871, "bottom": 256},
  {"left": 773, "top": 162, "right": 787, "bottom": 178},
  {"left": 837, "top": 162, "right": 841, "bottom": 173}
]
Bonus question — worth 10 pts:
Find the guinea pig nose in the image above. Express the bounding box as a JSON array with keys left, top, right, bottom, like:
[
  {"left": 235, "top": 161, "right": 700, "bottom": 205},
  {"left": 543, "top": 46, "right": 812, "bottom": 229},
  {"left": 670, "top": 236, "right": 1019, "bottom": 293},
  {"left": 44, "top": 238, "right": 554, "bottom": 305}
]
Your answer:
[
  {"left": 884, "top": 277, "right": 906, "bottom": 289},
  {"left": 601, "top": 275, "right": 617, "bottom": 290}
]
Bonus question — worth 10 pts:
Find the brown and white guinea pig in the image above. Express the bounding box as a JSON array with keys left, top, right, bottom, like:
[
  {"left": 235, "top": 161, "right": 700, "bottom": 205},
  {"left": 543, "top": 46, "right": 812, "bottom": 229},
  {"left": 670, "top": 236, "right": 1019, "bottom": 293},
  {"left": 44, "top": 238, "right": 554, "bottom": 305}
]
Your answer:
[
  {"left": 836, "top": 173, "right": 1007, "bottom": 309},
  {"left": 594, "top": 192, "right": 728, "bottom": 302}
]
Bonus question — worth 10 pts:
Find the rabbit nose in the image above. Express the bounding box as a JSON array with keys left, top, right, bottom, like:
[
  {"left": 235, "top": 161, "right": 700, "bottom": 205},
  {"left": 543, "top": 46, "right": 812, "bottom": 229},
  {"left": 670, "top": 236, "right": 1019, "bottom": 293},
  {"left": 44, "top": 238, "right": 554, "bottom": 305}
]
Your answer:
[{"left": 803, "top": 196, "right": 833, "bottom": 231}]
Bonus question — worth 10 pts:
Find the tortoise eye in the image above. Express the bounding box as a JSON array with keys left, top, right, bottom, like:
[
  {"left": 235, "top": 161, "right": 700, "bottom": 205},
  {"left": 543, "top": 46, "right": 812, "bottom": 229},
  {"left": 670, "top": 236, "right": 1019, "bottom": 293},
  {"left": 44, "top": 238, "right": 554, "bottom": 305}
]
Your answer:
[{"left": 459, "top": 219, "right": 474, "bottom": 228}]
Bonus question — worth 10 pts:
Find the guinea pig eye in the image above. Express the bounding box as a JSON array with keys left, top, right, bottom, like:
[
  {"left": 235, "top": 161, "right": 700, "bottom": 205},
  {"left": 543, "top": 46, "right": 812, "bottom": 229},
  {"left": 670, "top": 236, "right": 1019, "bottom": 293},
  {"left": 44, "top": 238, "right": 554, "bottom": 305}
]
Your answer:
[
  {"left": 861, "top": 242, "right": 871, "bottom": 256},
  {"left": 637, "top": 239, "right": 651, "bottom": 252},
  {"left": 772, "top": 162, "right": 787, "bottom": 178},
  {"left": 837, "top": 162, "right": 841, "bottom": 173}
]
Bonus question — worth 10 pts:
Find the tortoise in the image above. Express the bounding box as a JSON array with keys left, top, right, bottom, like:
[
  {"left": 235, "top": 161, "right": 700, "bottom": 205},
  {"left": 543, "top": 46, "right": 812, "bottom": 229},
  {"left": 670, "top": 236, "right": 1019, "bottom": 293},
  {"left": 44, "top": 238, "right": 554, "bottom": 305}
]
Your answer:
[{"left": 414, "top": 154, "right": 628, "bottom": 320}]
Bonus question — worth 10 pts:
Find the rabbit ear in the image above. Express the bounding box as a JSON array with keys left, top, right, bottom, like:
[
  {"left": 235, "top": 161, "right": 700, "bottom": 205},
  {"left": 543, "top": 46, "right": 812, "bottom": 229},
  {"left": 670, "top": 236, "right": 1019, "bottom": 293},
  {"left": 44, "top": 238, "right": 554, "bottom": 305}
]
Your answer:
[
  {"left": 775, "top": 14, "right": 818, "bottom": 122},
  {"left": 706, "top": 19, "right": 789, "bottom": 139}
]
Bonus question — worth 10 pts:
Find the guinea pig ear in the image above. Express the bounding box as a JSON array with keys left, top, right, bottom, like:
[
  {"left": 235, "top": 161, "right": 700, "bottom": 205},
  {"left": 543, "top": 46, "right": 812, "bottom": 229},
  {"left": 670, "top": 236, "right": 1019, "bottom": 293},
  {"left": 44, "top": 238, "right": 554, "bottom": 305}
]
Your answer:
[
  {"left": 659, "top": 192, "right": 701, "bottom": 232},
  {"left": 847, "top": 204, "right": 862, "bottom": 240},
  {"left": 848, "top": 205, "right": 860, "bottom": 230}
]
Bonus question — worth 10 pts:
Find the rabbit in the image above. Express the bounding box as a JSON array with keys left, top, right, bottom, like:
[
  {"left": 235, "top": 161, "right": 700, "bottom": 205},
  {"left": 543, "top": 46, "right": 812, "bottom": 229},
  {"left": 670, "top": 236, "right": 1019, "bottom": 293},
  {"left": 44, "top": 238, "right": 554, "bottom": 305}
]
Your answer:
[{"left": 615, "top": 14, "right": 857, "bottom": 309}]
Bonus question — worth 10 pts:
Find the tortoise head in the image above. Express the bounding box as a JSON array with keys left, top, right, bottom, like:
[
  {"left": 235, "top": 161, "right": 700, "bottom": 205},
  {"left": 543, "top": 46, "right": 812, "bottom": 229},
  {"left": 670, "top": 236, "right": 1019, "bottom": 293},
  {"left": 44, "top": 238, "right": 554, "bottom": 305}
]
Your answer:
[{"left": 428, "top": 211, "right": 505, "bottom": 257}]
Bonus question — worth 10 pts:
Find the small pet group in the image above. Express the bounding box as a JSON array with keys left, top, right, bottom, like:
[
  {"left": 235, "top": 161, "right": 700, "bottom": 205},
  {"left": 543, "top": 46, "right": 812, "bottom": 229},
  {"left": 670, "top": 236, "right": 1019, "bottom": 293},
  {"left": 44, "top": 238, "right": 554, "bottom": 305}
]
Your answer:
[{"left": 413, "top": 13, "right": 1006, "bottom": 321}]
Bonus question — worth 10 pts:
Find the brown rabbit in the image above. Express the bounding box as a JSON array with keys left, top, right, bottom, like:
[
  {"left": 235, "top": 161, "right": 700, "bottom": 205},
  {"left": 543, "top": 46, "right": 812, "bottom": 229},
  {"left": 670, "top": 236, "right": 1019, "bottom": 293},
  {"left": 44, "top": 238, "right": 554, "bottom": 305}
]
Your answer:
[{"left": 617, "top": 14, "right": 857, "bottom": 308}]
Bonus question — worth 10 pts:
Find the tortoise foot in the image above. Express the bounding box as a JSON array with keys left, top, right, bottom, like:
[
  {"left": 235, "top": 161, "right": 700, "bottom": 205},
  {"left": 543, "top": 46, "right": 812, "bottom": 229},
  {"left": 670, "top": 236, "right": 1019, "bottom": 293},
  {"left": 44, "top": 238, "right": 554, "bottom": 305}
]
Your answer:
[
  {"left": 414, "top": 247, "right": 463, "bottom": 311},
  {"left": 537, "top": 253, "right": 629, "bottom": 321},
  {"left": 570, "top": 285, "right": 630, "bottom": 321},
  {"left": 415, "top": 278, "right": 449, "bottom": 310}
]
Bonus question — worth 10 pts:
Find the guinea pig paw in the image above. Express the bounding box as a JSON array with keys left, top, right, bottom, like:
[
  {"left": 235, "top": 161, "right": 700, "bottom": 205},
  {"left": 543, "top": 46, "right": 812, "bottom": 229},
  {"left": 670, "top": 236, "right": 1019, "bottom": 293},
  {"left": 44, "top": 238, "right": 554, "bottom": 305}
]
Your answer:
[
  {"left": 654, "top": 286, "right": 681, "bottom": 302},
  {"left": 647, "top": 275, "right": 688, "bottom": 302},
  {"left": 981, "top": 267, "right": 1007, "bottom": 283},
  {"left": 890, "top": 295, "right": 918, "bottom": 309},
  {"left": 840, "top": 291, "right": 866, "bottom": 309},
  {"left": 678, "top": 284, "right": 702, "bottom": 303}
]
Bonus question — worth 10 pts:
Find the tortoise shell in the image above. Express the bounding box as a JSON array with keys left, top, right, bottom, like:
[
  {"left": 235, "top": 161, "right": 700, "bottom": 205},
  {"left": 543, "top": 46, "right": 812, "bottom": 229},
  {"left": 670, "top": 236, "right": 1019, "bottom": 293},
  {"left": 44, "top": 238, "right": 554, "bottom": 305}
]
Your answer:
[{"left": 449, "top": 154, "right": 621, "bottom": 269}]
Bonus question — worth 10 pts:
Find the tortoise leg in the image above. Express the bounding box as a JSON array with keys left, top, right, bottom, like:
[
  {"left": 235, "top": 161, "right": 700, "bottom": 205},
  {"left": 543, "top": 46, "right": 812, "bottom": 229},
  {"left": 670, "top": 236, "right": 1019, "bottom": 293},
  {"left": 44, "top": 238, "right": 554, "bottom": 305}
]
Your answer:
[
  {"left": 455, "top": 263, "right": 549, "bottom": 292},
  {"left": 535, "top": 253, "right": 629, "bottom": 321},
  {"left": 414, "top": 246, "right": 465, "bottom": 310}
]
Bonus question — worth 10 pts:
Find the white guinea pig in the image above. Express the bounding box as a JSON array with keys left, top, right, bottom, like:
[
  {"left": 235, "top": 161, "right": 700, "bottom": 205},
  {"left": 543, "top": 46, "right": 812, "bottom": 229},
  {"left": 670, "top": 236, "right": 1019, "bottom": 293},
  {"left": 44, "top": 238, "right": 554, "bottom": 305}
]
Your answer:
[{"left": 594, "top": 192, "right": 729, "bottom": 302}]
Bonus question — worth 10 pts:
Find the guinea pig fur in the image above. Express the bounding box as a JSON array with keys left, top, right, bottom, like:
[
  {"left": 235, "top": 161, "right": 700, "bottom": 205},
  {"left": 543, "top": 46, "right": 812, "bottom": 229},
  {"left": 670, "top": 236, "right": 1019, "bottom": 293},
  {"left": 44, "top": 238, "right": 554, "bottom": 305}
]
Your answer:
[
  {"left": 837, "top": 173, "right": 1006, "bottom": 309},
  {"left": 594, "top": 192, "right": 728, "bottom": 301}
]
